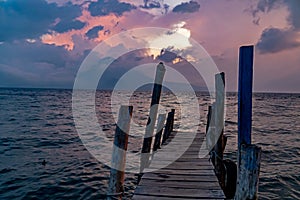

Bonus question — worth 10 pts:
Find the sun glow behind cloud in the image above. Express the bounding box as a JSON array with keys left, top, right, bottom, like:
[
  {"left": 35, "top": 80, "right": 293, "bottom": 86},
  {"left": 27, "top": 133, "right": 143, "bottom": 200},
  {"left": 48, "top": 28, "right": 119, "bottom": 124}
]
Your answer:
[{"left": 148, "top": 21, "right": 191, "bottom": 58}]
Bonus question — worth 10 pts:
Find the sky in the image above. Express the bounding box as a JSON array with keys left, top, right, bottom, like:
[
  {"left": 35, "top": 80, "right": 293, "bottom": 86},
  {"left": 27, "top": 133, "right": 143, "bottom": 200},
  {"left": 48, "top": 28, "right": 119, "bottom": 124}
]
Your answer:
[{"left": 0, "top": 0, "right": 300, "bottom": 92}]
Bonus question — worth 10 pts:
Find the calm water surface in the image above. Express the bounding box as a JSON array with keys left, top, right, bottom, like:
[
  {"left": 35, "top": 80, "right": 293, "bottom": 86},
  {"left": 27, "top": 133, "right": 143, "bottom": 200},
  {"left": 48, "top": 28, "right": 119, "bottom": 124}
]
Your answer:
[{"left": 0, "top": 88, "right": 299, "bottom": 199}]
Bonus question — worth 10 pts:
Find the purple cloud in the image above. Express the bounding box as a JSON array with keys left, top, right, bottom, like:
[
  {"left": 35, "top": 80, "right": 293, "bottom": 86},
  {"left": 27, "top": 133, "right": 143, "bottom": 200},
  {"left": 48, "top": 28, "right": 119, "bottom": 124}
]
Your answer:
[
  {"left": 172, "top": 1, "right": 200, "bottom": 13},
  {"left": 256, "top": 27, "right": 300, "bottom": 54}
]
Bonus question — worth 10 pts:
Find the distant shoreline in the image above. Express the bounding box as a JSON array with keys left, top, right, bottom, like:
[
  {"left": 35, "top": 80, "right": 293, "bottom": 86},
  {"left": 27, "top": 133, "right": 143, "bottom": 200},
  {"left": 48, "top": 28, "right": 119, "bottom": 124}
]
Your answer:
[{"left": 0, "top": 87, "right": 299, "bottom": 95}]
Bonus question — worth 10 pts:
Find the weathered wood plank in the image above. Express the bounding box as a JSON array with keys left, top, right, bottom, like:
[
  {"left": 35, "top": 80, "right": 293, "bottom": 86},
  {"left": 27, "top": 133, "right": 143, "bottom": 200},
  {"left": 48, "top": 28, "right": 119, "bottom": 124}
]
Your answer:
[
  {"left": 141, "top": 174, "right": 219, "bottom": 182},
  {"left": 134, "top": 187, "right": 224, "bottom": 198},
  {"left": 137, "top": 180, "right": 221, "bottom": 188},
  {"left": 133, "top": 195, "right": 223, "bottom": 200},
  {"left": 133, "top": 131, "right": 225, "bottom": 199}
]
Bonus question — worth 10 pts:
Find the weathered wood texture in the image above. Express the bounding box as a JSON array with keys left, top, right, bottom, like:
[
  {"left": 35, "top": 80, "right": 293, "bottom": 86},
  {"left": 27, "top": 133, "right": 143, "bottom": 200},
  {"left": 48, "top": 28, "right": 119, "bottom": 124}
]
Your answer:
[
  {"left": 133, "top": 131, "right": 225, "bottom": 199},
  {"left": 107, "top": 105, "right": 133, "bottom": 200},
  {"left": 235, "top": 144, "right": 262, "bottom": 200},
  {"left": 238, "top": 46, "right": 253, "bottom": 149}
]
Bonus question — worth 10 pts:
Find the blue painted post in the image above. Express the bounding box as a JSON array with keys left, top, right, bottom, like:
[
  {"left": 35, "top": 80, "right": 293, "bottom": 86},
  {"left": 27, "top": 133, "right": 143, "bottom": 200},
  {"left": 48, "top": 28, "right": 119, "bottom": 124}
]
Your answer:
[
  {"left": 238, "top": 45, "right": 254, "bottom": 149},
  {"left": 235, "top": 45, "right": 262, "bottom": 200}
]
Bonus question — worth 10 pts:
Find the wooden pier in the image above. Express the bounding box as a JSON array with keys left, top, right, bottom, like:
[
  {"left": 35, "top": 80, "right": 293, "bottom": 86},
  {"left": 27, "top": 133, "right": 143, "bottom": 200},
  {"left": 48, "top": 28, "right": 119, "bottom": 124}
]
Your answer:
[
  {"left": 107, "top": 46, "right": 262, "bottom": 200},
  {"left": 132, "top": 131, "right": 225, "bottom": 199}
]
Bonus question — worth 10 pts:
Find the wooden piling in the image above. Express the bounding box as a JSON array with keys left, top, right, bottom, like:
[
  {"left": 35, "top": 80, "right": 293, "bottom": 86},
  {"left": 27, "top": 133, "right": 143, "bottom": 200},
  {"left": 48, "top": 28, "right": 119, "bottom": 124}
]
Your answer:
[
  {"left": 170, "top": 108, "right": 175, "bottom": 132},
  {"left": 235, "top": 144, "right": 262, "bottom": 200},
  {"left": 153, "top": 113, "right": 167, "bottom": 152},
  {"left": 162, "top": 110, "right": 174, "bottom": 144},
  {"left": 238, "top": 46, "right": 253, "bottom": 149},
  {"left": 206, "top": 103, "right": 216, "bottom": 155},
  {"left": 235, "top": 45, "right": 261, "bottom": 199},
  {"left": 205, "top": 105, "right": 212, "bottom": 134},
  {"left": 107, "top": 105, "right": 133, "bottom": 200},
  {"left": 141, "top": 62, "right": 166, "bottom": 172}
]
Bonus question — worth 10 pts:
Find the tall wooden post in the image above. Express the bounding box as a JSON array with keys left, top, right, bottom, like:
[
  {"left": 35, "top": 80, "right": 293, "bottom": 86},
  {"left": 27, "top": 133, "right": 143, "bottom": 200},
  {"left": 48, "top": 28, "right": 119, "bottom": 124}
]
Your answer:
[
  {"left": 153, "top": 113, "right": 167, "bottom": 151},
  {"left": 235, "top": 45, "right": 262, "bottom": 200},
  {"left": 107, "top": 105, "right": 133, "bottom": 200},
  {"left": 237, "top": 46, "right": 253, "bottom": 149},
  {"left": 140, "top": 62, "right": 166, "bottom": 172}
]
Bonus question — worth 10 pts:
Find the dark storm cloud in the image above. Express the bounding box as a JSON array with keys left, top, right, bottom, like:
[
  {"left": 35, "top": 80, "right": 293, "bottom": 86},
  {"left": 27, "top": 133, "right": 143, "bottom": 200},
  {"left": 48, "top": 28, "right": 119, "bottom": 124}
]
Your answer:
[
  {"left": 88, "top": 0, "right": 136, "bottom": 17},
  {"left": 85, "top": 25, "right": 104, "bottom": 39},
  {"left": 172, "top": 1, "right": 200, "bottom": 13},
  {"left": 256, "top": 27, "right": 300, "bottom": 54},
  {"left": 0, "top": 0, "right": 83, "bottom": 42},
  {"left": 53, "top": 20, "right": 85, "bottom": 33}
]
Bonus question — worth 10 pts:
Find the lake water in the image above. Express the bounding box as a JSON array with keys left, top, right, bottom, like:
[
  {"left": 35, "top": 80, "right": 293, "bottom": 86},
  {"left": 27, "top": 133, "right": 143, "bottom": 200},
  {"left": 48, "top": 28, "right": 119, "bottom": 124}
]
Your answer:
[{"left": 0, "top": 88, "right": 299, "bottom": 199}]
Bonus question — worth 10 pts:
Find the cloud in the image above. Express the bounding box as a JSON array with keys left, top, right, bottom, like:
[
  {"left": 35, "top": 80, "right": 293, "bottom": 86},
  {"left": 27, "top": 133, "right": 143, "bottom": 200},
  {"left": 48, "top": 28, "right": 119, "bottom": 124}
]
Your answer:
[
  {"left": 0, "top": 40, "right": 86, "bottom": 87},
  {"left": 141, "top": 0, "right": 161, "bottom": 9},
  {"left": 285, "top": 0, "right": 300, "bottom": 30},
  {"left": 250, "top": 0, "right": 300, "bottom": 30},
  {"left": 256, "top": 27, "right": 300, "bottom": 54},
  {"left": 85, "top": 25, "right": 104, "bottom": 39},
  {"left": 252, "top": 0, "right": 300, "bottom": 54},
  {"left": 53, "top": 20, "right": 86, "bottom": 33},
  {"left": 0, "top": 0, "right": 83, "bottom": 42},
  {"left": 88, "top": 0, "right": 136, "bottom": 17},
  {"left": 255, "top": 0, "right": 280, "bottom": 14},
  {"left": 172, "top": 1, "right": 200, "bottom": 13}
]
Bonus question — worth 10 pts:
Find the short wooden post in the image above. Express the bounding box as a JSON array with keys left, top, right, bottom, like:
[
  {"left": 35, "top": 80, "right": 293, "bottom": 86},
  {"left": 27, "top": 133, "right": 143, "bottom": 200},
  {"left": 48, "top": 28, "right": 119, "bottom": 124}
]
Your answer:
[
  {"left": 238, "top": 46, "right": 253, "bottom": 149},
  {"left": 235, "top": 144, "right": 262, "bottom": 200},
  {"left": 162, "top": 111, "right": 173, "bottom": 144},
  {"left": 206, "top": 103, "right": 216, "bottom": 157},
  {"left": 107, "top": 105, "right": 133, "bottom": 200},
  {"left": 170, "top": 108, "right": 175, "bottom": 132},
  {"left": 205, "top": 105, "right": 212, "bottom": 134},
  {"left": 153, "top": 113, "right": 167, "bottom": 151},
  {"left": 140, "top": 62, "right": 166, "bottom": 172}
]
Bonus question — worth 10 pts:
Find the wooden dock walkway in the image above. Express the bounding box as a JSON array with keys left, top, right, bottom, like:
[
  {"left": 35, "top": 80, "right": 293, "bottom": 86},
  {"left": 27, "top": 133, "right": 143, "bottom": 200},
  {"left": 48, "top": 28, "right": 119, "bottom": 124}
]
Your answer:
[{"left": 132, "top": 131, "right": 225, "bottom": 199}]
